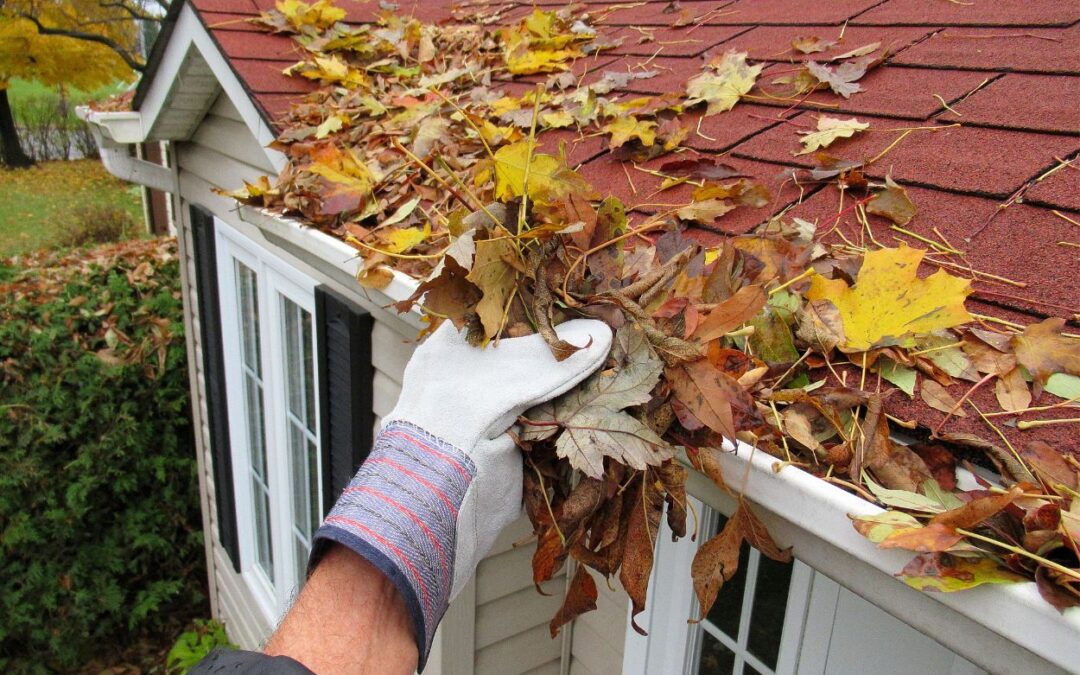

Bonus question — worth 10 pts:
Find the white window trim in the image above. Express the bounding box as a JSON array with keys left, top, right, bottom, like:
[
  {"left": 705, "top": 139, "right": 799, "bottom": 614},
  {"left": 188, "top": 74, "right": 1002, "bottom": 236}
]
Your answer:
[{"left": 215, "top": 218, "right": 322, "bottom": 624}]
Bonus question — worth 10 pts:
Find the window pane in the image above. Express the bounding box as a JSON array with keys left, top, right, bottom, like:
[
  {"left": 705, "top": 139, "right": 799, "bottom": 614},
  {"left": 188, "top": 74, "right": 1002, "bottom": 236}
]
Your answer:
[
  {"left": 289, "top": 422, "right": 311, "bottom": 538},
  {"left": 697, "top": 630, "right": 736, "bottom": 675},
  {"left": 253, "top": 481, "right": 274, "bottom": 583},
  {"left": 747, "top": 554, "right": 794, "bottom": 670},
  {"left": 294, "top": 535, "right": 310, "bottom": 592},
  {"left": 307, "top": 438, "right": 320, "bottom": 533},
  {"left": 284, "top": 299, "right": 303, "bottom": 422},
  {"left": 236, "top": 262, "right": 261, "bottom": 372},
  {"left": 705, "top": 532, "right": 750, "bottom": 640},
  {"left": 302, "top": 310, "right": 316, "bottom": 434},
  {"left": 245, "top": 373, "right": 267, "bottom": 481}
]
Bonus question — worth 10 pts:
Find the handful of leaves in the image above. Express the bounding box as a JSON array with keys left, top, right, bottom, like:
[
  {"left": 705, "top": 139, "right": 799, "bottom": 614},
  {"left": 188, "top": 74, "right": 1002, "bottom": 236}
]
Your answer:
[{"left": 226, "top": 0, "right": 1080, "bottom": 626}]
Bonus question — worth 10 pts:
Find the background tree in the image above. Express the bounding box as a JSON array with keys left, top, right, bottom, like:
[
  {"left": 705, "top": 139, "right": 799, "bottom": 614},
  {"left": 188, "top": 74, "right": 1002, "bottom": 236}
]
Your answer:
[{"left": 0, "top": 0, "right": 164, "bottom": 168}]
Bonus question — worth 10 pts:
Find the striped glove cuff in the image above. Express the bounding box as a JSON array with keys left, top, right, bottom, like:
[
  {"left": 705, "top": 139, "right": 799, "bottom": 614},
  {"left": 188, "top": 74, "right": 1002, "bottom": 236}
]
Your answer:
[{"left": 309, "top": 421, "right": 476, "bottom": 671}]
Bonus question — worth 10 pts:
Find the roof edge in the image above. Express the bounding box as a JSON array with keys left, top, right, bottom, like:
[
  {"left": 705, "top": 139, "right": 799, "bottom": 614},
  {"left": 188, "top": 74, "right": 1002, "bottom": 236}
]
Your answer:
[{"left": 132, "top": 0, "right": 186, "bottom": 110}]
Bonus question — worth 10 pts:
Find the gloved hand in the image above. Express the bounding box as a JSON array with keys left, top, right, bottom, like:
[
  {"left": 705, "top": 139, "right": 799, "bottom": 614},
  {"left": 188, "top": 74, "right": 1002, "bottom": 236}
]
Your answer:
[{"left": 309, "top": 319, "right": 612, "bottom": 670}]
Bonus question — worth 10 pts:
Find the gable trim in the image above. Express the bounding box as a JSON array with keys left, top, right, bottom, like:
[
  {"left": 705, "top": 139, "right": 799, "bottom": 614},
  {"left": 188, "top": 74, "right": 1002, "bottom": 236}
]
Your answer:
[{"left": 88, "top": 1, "right": 284, "bottom": 173}]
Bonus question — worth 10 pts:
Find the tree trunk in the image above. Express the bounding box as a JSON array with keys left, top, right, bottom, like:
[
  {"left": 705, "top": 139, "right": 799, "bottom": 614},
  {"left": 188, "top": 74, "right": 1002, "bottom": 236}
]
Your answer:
[{"left": 0, "top": 88, "right": 34, "bottom": 169}]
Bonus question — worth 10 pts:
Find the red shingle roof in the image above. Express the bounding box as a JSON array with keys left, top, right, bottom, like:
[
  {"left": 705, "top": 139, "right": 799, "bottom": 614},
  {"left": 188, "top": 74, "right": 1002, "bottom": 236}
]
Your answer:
[{"left": 186, "top": 0, "right": 1080, "bottom": 451}]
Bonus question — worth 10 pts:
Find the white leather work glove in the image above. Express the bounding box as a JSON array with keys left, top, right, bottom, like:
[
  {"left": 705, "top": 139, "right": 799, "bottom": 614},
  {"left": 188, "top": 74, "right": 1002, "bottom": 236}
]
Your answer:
[{"left": 309, "top": 319, "right": 612, "bottom": 670}]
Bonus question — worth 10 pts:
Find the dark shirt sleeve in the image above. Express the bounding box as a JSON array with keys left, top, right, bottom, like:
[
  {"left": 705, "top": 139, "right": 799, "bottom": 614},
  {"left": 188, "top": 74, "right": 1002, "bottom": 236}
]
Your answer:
[{"left": 188, "top": 648, "right": 315, "bottom": 674}]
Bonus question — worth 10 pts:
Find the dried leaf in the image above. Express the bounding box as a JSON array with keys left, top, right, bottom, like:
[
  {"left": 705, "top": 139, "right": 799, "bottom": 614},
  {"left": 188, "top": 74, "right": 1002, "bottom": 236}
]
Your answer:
[
  {"left": 796, "top": 299, "right": 846, "bottom": 353},
  {"left": 667, "top": 361, "right": 743, "bottom": 440},
  {"left": 920, "top": 379, "right": 966, "bottom": 417},
  {"left": 1010, "top": 318, "right": 1080, "bottom": 390},
  {"left": 549, "top": 565, "right": 599, "bottom": 637},
  {"left": 605, "top": 116, "right": 658, "bottom": 149},
  {"left": 621, "top": 475, "right": 663, "bottom": 633},
  {"left": 466, "top": 236, "right": 518, "bottom": 339},
  {"left": 658, "top": 158, "right": 747, "bottom": 181},
  {"left": 792, "top": 36, "right": 836, "bottom": 54},
  {"left": 676, "top": 198, "right": 737, "bottom": 224},
  {"left": 931, "top": 486, "right": 1024, "bottom": 530},
  {"left": 850, "top": 511, "right": 923, "bottom": 543},
  {"left": 691, "top": 285, "right": 767, "bottom": 342},
  {"left": 879, "top": 522, "right": 964, "bottom": 552},
  {"left": 866, "top": 176, "right": 917, "bottom": 225},
  {"left": 995, "top": 367, "right": 1032, "bottom": 413},
  {"left": 691, "top": 502, "right": 790, "bottom": 621},
  {"left": 797, "top": 116, "right": 869, "bottom": 155},
  {"left": 900, "top": 552, "right": 1025, "bottom": 592},
  {"left": 804, "top": 55, "right": 875, "bottom": 98},
  {"left": 1019, "top": 441, "right": 1078, "bottom": 494},
  {"left": 805, "top": 245, "right": 972, "bottom": 351},
  {"left": 493, "top": 142, "right": 588, "bottom": 202},
  {"left": 685, "top": 51, "right": 763, "bottom": 115}
]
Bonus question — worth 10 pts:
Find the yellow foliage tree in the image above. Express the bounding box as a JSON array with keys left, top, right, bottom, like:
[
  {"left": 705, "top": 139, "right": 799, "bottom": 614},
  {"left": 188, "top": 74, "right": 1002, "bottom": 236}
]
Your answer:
[{"left": 0, "top": 0, "right": 146, "bottom": 166}]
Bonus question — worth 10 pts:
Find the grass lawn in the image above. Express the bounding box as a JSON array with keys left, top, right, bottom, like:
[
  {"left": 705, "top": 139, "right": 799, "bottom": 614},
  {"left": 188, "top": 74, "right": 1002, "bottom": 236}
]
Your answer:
[{"left": 0, "top": 159, "right": 144, "bottom": 257}]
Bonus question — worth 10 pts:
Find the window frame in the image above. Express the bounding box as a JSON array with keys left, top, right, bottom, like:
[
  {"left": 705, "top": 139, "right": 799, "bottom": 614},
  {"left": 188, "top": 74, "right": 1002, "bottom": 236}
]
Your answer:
[{"left": 215, "top": 219, "right": 323, "bottom": 622}]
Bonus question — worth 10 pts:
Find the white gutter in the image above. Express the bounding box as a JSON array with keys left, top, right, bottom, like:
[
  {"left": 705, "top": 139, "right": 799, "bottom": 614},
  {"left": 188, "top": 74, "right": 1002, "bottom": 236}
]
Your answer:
[
  {"left": 251, "top": 206, "right": 1078, "bottom": 673},
  {"left": 76, "top": 107, "right": 175, "bottom": 194}
]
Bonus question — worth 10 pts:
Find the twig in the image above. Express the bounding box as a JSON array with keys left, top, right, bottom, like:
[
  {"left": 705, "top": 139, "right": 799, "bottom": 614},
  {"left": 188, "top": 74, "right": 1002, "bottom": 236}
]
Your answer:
[
  {"left": 956, "top": 528, "right": 1080, "bottom": 584},
  {"left": 1017, "top": 418, "right": 1080, "bottom": 430},
  {"left": 1052, "top": 210, "right": 1080, "bottom": 228},
  {"left": 984, "top": 396, "right": 1080, "bottom": 417},
  {"left": 933, "top": 94, "right": 961, "bottom": 116},
  {"left": 933, "top": 372, "right": 995, "bottom": 436}
]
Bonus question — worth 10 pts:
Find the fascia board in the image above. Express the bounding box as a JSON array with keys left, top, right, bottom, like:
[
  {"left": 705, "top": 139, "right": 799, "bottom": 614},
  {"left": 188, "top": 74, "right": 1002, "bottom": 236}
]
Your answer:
[{"left": 240, "top": 210, "right": 1079, "bottom": 673}]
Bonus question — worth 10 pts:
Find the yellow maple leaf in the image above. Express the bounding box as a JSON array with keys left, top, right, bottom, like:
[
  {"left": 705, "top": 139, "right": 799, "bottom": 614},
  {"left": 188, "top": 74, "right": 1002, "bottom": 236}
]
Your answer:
[
  {"left": 276, "top": 0, "right": 345, "bottom": 30},
  {"left": 685, "top": 51, "right": 763, "bottom": 116},
  {"left": 805, "top": 245, "right": 972, "bottom": 352},
  {"left": 604, "top": 116, "right": 657, "bottom": 149},
  {"left": 493, "top": 141, "right": 590, "bottom": 202},
  {"left": 466, "top": 236, "right": 519, "bottom": 339},
  {"left": 797, "top": 115, "right": 869, "bottom": 155},
  {"left": 381, "top": 223, "right": 431, "bottom": 254}
]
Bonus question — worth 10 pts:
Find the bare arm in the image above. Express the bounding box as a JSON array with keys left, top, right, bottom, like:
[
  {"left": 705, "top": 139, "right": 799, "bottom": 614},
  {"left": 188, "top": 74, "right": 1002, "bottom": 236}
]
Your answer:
[{"left": 265, "top": 544, "right": 419, "bottom": 675}]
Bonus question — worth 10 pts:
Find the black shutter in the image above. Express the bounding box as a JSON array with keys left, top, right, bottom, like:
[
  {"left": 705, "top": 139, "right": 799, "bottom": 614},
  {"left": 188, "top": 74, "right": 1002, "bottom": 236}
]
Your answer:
[
  {"left": 189, "top": 205, "right": 241, "bottom": 572},
  {"left": 315, "top": 286, "right": 375, "bottom": 513}
]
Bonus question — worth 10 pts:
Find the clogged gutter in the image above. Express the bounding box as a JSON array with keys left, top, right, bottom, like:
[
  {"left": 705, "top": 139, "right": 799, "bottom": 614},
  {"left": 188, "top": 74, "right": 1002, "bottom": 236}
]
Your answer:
[{"left": 219, "top": 0, "right": 1080, "bottom": 630}]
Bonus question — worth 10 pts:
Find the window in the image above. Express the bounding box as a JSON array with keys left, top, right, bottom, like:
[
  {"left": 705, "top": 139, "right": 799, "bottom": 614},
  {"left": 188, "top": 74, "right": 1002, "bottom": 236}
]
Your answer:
[
  {"left": 623, "top": 496, "right": 986, "bottom": 675},
  {"left": 686, "top": 510, "right": 807, "bottom": 675},
  {"left": 622, "top": 496, "right": 812, "bottom": 675},
  {"left": 216, "top": 220, "right": 323, "bottom": 619}
]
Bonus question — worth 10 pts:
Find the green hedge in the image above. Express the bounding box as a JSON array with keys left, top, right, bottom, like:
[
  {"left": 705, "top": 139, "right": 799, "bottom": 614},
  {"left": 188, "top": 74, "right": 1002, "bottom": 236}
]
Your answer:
[{"left": 0, "top": 239, "right": 204, "bottom": 670}]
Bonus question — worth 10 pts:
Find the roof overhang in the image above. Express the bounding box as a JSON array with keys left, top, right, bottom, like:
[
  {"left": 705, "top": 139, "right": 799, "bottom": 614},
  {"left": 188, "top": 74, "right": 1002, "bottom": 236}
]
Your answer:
[{"left": 79, "top": 1, "right": 284, "bottom": 182}]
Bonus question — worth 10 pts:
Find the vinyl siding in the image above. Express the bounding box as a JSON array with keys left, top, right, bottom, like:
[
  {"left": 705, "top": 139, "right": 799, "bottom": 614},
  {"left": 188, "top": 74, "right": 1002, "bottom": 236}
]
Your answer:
[{"left": 176, "top": 89, "right": 629, "bottom": 671}]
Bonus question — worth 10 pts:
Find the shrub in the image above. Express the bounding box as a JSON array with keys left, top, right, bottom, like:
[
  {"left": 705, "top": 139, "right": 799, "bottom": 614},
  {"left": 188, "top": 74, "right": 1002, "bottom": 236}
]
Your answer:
[
  {"left": 64, "top": 204, "right": 138, "bottom": 247},
  {"left": 0, "top": 239, "right": 204, "bottom": 671},
  {"left": 166, "top": 619, "right": 236, "bottom": 675}
]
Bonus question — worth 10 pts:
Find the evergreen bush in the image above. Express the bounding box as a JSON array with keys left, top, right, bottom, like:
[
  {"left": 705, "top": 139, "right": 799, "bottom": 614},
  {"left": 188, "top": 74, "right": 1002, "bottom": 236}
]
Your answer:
[{"left": 0, "top": 239, "right": 204, "bottom": 671}]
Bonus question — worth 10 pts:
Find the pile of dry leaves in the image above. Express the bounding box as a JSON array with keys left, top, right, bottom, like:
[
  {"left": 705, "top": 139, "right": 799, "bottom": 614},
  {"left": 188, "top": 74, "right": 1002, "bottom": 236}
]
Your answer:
[{"left": 226, "top": 0, "right": 1080, "bottom": 628}]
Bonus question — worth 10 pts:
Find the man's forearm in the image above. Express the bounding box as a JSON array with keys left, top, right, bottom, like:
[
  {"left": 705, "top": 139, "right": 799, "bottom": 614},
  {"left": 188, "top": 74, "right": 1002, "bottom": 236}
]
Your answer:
[{"left": 265, "top": 544, "right": 419, "bottom": 675}]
